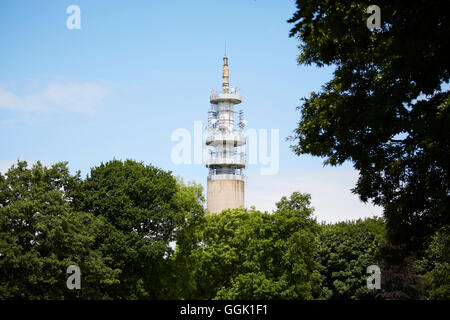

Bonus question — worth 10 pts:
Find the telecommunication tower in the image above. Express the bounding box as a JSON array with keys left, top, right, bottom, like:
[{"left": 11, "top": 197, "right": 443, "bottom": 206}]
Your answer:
[{"left": 206, "top": 54, "right": 246, "bottom": 213}]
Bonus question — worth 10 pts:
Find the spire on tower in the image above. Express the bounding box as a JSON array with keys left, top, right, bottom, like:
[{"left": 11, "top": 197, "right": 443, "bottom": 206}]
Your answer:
[{"left": 222, "top": 54, "right": 229, "bottom": 93}]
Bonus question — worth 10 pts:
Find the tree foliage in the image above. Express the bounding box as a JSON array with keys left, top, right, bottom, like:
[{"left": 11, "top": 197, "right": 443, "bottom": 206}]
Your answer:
[
  {"left": 0, "top": 161, "right": 447, "bottom": 300},
  {"left": 317, "top": 217, "right": 386, "bottom": 299},
  {"left": 0, "top": 161, "right": 119, "bottom": 299},
  {"left": 72, "top": 159, "right": 204, "bottom": 299},
  {"left": 415, "top": 226, "right": 450, "bottom": 299},
  {"left": 0, "top": 160, "right": 205, "bottom": 299},
  {"left": 375, "top": 243, "right": 422, "bottom": 300},
  {"left": 190, "top": 192, "right": 322, "bottom": 299},
  {"left": 288, "top": 0, "right": 450, "bottom": 251}
]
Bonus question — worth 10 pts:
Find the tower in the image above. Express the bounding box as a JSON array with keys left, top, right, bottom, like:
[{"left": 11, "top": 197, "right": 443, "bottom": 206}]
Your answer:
[{"left": 206, "top": 55, "right": 246, "bottom": 214}]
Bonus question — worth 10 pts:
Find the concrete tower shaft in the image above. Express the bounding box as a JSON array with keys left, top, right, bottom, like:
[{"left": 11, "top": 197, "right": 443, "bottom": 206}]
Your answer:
[{"left": 206, "top": 55, "right": 246, "bottom": 214}]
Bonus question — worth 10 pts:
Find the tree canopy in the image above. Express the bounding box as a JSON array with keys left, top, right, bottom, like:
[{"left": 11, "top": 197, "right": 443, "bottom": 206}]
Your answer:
[
  {"left": 317, "top": 218, "right": 386, "bottom": 299},
  {"left": 0, "top": 160, "right": 447, "bottom": 299},
  {"left": 0, "top": 161, "right": 119, "bottom": 299},
  {"left": 0, "top": 160, "right": 204, "bottom": 299},
  {"left": 288, "top": 0, "right": 450, "bottom": 251},
  {"left": 72, "top": 159, "right": 204, "bottom": 299},
  {"left": 189, "top": 192, "right": 322, "bottom": 299}
]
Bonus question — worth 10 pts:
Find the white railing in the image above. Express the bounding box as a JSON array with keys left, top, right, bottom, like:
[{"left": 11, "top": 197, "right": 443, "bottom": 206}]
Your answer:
[
  {"left": 210, "top": 88, "right": 242, "bottom": 103},
  {"left": 210, "top": 87, "right": 240, "bottom": 95},
  {"left": 205, "top": 129, "right": 245, "bottom": 145},
  {"left": 206, "top": 151, "right": 245, "bottom": 167}
]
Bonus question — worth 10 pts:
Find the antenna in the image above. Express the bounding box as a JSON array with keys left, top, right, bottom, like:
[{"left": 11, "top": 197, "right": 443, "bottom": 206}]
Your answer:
[{"left": 224, "top": 40, "right": 227, "bottom": 56}]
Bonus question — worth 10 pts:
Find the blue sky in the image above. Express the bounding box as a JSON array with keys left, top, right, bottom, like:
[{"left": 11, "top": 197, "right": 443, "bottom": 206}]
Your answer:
[{"left": 0, "top": 0, "right": 382, "bottom": 222}]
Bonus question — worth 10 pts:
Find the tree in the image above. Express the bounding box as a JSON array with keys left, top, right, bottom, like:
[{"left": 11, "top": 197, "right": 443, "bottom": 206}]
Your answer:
[
  {"left": 375, "top": 243, "right": 422, "bottom": 300},
  {"left": 0, "top": 160, "right": 205, "bottom": 299},
  {"left": 317, "top": 217, "right": 386, "bottom": 299},
  {"left": 288, "top": 0, "right": 450, "bottom": 251},
  {"left": 415, "top": 226, "right": 450, "bottom": 299},
  {"left": 190, "top": 192, "right": 322, "bottom": 300},
  {"left": 166, "top": 179, "right": 206, "bottom": 299},
  {"left": 72, "top": 159, "right": 204, "bottom": 299},
  {"left": 0, "top": 161, "right": 119, "bottom": 299}
]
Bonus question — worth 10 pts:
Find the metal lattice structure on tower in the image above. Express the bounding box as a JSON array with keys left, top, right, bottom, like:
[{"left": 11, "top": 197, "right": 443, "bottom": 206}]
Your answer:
[{"left": 206, "top": 55, "right": 246, "bottom": 213}]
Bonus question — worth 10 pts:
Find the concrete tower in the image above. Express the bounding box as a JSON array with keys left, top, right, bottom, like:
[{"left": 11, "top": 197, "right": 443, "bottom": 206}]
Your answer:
[{"left": 206, "top": 54, "right": 246, "bottom": 214}]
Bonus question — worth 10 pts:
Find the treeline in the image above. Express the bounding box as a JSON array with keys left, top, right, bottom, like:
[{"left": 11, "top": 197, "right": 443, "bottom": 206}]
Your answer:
[{"left": 0, "top": 160, "right": 448, "bottom": 299}]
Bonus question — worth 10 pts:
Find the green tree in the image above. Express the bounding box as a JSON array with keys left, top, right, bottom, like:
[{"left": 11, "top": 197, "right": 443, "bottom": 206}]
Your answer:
[
  {"left": 415, "top": 226, "right": 450, "bottom": 299},
  {"left": 0, "top": 161, "right": 119, "bottom": 299},
  {"left": 166, "top": 179, "right": 206, "bottom": 299},
  {"left": 375, "top": 243, "right": 421, "bottom": 300},
  {"left": 317, "top": 217, "right": 386, "bottom": 299},
  {"left": 190, "top": 192, "right": 322, "bottom": 300},
  {"left": 73, "top": 159, "right": 204, "bottom": 299},
  {"left": 288, "top": 0, "right": 450, "bottom": 251}
]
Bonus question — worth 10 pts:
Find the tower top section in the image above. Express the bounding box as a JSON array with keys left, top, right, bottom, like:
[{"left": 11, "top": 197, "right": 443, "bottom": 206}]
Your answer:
[{"left": 210, "top": 54, "right": 242, "bottom": 104}]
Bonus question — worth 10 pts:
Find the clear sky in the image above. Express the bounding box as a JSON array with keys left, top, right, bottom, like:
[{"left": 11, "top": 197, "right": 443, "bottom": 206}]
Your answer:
[{"left": 0, "top": 0, "right": 382, "bottom": 223}]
